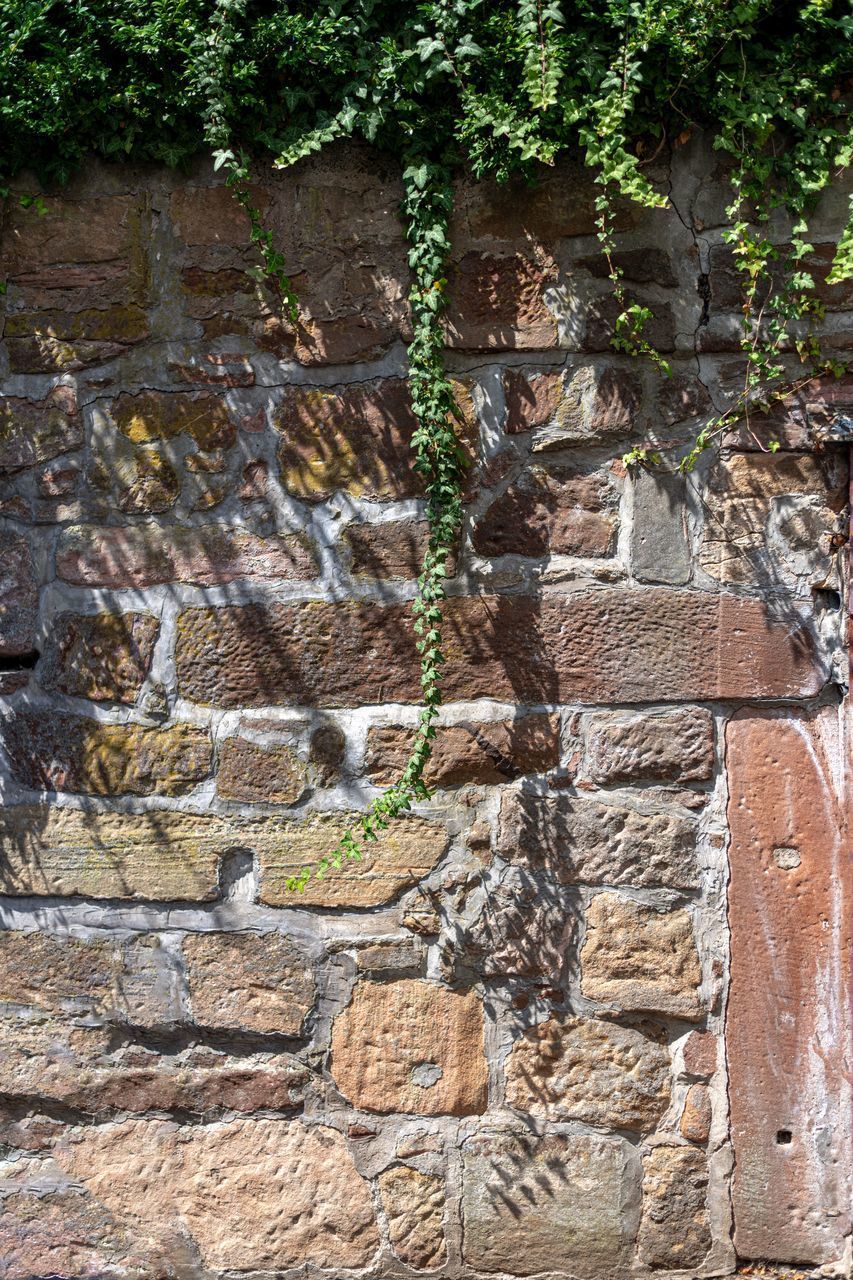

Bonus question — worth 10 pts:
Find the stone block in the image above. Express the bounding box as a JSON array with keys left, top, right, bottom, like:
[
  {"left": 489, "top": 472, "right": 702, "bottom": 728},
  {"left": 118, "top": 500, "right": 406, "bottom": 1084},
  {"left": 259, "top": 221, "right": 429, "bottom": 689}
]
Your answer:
[
  {"left": 581, "top": 706, "right": 714, "bottom": 785},
  {"left": 344, "top": 519, "right": 437, "bottom": 580},
  {"left": 680, "top": 1083, "right": 712, "bottom": 1143},
  {"left": 471, "top": 465, "right": 616, "bottom": 559},
  {"left": 459, "top": 868, "right": 574, "bottom": 981},
  {"left": 39, "top": 611, "right": 159, "bottom": 704},
  {"left": 530, "top": 365, "right": 643, "bottom": 449},
  {"left": 638, "top": 1146, "right": 711, "bottom": 1269},
  {"left": 216, "top": 737, "right": 308, "bottom": 805},
  {"left": 1, "top": 194, "right": 141, "bottom": 269},
  {"left": 0, "top": 387, "right": 82, "bottom": 473},
  {"left": 170, "top": 183, "right": 268, "bottom": 245},
  {"left": 682, "top": 1029, "right": 717, "bottom": 1078},
  {"left": 581, "top": 894, "right": 703, "bottom": 1019},
  {"left": 365, "top": 714, "right": 561, "bottom": 788},
  {"left": 503, "top": 369, "right": 562, "bottom": 434},
  {"left": 0, "top": 532, "right": 37, "bottom": 657},
  {"left": 183, "top": 932, "right": 314, "bottom": 1035},
  {"left": 379, "top": 1167, "right": 447, "bottom": 1269},
  {"left": 108, "top": 390, "right": 236, "bottom": 450},
  {"left": 631, "top": 469, "right": 692, "bottom": 584},
  {"left": 330, "top": 979, "right": 487, "bottom": 1116},
  {"left": 446, "top": 252, "right": 558, "bottom": 349},
  {"left": 5, "top": 305, "right": 149, "bottom": 372}
]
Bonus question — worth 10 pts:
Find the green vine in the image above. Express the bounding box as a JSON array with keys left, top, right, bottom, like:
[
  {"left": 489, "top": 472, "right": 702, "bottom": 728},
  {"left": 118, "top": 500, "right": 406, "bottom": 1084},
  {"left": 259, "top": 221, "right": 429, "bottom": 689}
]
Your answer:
[{"left": 1, "top": 0, "right": 851, "bottom": 884}]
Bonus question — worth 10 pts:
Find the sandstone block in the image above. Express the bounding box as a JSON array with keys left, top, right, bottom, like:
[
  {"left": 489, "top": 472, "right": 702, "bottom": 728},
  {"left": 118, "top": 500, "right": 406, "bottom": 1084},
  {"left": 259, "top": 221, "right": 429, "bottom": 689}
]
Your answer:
[
  {"left": 183, "top": 931, "right": 314, "bottom": 1034},
  {"left": 5, "top": 305, "right": 149, "bottom": 372},
  {"left": 446, "top": 251, "right": 558, "bottom": 349},
  {"left": 55, "top": 1118, "right": 379, "bottom": 1270},
  {"left": 638, "top": 1146, "right": 711, "bottom": 1269},
  {"left": 471, "top": 465, "right": 616, "bottom": 559},
  {"left": 497, "top": 791, "right": 698, "bottom": 889},
  {"left": 344, "top": 519, "right": 437, "bottom": 579},
  {"left": 331, "top": 979, "right": 487, "bottom": 1116},
  {"left": 175, "top": 588, "right": 822, "bottom": 709},
  {"left": 365, "top": 714, "right": 561, "bottom": 788},
  {"left": 530, "top": 364, "right": 643, "bottom": 449},
  {"left": 0, "top": 388, "right": 82, "bottom": 473},
  {"left": 170, "top": 183, "right": 268, "bottom": 245},
  {"left": 582, "top": 706, "right": 714, "bottom": 785},
  {"left": 505, "top": 1016, "right": 670, "bottom": 1132},
  {"left": 680, "top": 1083, "right": 712, "bottom": 1143},
  {"left": 56, "top": 522, "right": 317, "bottom": 588},
  {"left": 0, "top": 532, "right": 37, "bottom": 657},
  {"left": 0, "top": 1189, "right": 151, "bottom": 1280},
  {"left": 3, "top": 712, "right": 212, "bottom": 797},
  {"left": 379, "top": 1166, "right": 447, "bottom": 1269},
  {"left": 459, "top": 869, "right": 574, "bottom": 981},
  {"left": 2, "top": 194, "right": 141, "bottom": 269},
  {"left": 581, "top": 894, "right": 703, "bottom": 1019},
  {"left": 682, "top": 1030, "right": 718, "bottom": 1078},
  {"left": 503, "top": 369, "right": 562, "bottom": 433},
  {"left": 631, "top": 469, "right": 691, "bottom": 585},
  {"left": 109, "top": 390, "right": 236, "bottom": 450},
  {"left": 461, "top": 1132, "right": 633, "bottom": 1275},
  {"left": 39, "top": 611, "right": 159, "bottom": 704},
  {"left": 216, "top": 737, "right": 308, "bottom": 805},
  {"left": 585, "top": 295, "right": 675, "bottom": 353}
]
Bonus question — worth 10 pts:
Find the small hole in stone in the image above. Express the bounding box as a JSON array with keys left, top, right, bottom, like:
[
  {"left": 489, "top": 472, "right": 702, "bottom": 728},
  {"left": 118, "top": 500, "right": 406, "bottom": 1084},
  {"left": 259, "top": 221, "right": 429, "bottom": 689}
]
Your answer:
[{"left": 776, "top": 1129, "right": 793, "bottom": 1145}]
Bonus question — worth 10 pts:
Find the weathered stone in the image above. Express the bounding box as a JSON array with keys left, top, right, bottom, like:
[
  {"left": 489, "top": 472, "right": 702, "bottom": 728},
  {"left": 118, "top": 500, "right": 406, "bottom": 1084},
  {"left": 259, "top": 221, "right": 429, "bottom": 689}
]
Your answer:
[
  {"left": 0, "top": 387, "right": 82, "bottom": 473},
  {"left": 87, "top": 439, "right": 181, "bottom": 515},
  {"left": 3, "top": 712, "right": 212, "bottom": 797},
  {"left": 577, "top": 246, "right": 677, "bottom": 286},
  {"left": 582, "top": 707, "right": 714, "bottom": 785},
  {"left": 680, "top": 1083, "right": 712, "bottom": 1143},
  {"left": 498, "top": 791, "right": 698, "bottom": 889},
  {"left": 459, "top": 869, "right": 574, "bottom": 981},
  {"left": 171, "top": 183, "right": 268, "bottom": 244},
  {"left": 638, "top": 1146, "right": 711, "bottom": 1269},
  {"left": 505, "top": 1016, "right": 671, "bottom": 1132},
  {"left": 356, "top": 940, "right": 424, "bottom": 973},
  {"left": 216, "top": 737, "right": 308, "bottom": 805},
  {"left": 0, "top": 1189, "right": 154, "bottom": 1280},
  {"left": 54, "top": 1118, "right": 379, "bottom": 1269},
  {"left": 503, "top": 369, "right": 563, "bottom": 434},
  {"left": 109, "top": 390, "right": 235, "bottom": 450},
  {"left": 308, "top": 723, "right": 346, "bottom": 784},
  {"left": 631, "top": 470, "right": 692, "bottom": 585},
  {"left": 585, "top": 295, "right": 675, "bottom": 353},
  {"left": 2, "top": 194, "right": 141, "bottom": 269},
  {"left": 170, "top": 353, "right": 255, "bottom": 386},
  {"left": 0, "top": 532, "right": 37, "bottom": 657},
  {"left": 183, "top": 932, "right": 314, "bottom": 1035},
  {"left": 331, "top": 979, "right": 487, "bottom": 1116},
  {"left": 39, "top": 611, "right": 159, "bottom": 704},
  {"left": 5, "top": 305, "right": 149, "bottom": 372},
  {"left": 175, "top": 588, "right": 822, "bottom": 709},
  {"left": 365, "top": 714, "right": 561, "bottom": 788},
  {"left": 344, "top": 519, "right": 438, "bottom": 579},
  {"left": 530, "top": 365, "right": 643, "bottom": 449},
  {"left": 682, "top": 1030, "right": 717, "bottom": 1078},
  {"left": 581, "top": 894, "right": 703, "bottom": 1019},
  {"left": 259, "top": 814, "right": 448, "bottom": 908},
  {"left": 461, "top": 161, "right": 600, "bottom": 241},
  {"left": 472, "top": 465, "right": 616, "bottom": 558},
  {"left": 727, "top": 707, "right": 852, "bottom": 1265},
  {"left": 56, "top": 522, "right": 317, "bottom": 588},
  {"left": 379, "top": 1167, "right": 447, "bottom": 1269},
  {"left": 446, "top": 252, "right": 558, "bottom": 349},
  {"left": 461, "top": 1132, "right": 634, "bottom": 1275}
]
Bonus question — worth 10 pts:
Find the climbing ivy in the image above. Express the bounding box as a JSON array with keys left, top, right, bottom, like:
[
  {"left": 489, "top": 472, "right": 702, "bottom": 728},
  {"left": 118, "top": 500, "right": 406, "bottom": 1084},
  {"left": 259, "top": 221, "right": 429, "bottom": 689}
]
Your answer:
[{"left": 1, "top": 0, "right": 851, "bottom": 882}]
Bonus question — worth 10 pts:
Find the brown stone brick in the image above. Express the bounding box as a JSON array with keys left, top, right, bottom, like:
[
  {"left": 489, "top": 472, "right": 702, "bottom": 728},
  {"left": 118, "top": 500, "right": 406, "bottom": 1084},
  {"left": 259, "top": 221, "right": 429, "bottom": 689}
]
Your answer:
[
  {"left": 343, "top": 519, "right": 437, "bottom": 579},
  {"left": 109, "top": 390, "right": 236, "bottom": 450},
  {"left": 503, "top": 369, "right": 562, "bottom": 433},
  {"left": 446, "top": 251, "right": 558, "bottom": 349},
  {"left": 258, "top": 813, "right": 449, "bottom": 908},
  {"left": 0, "top": 1189, "right": 152, "bottom": 1280},
  {"left": 584, "top": 294, "right": 675, "bottom": 353},
  {"left": 3, "top": 712, "right": 212, "bottom": 797},
  {"left": 576, "top": 246, "right": 677, "bottom": 286},
  {"left": 40, "top": 611, "right": 158, "bottom": 704},
  {"left": 581, "top": 707, "right": 714, "bottom": 785},
  {"left": 471, "top": 464, "right": 616, "bottom": 558},
  {"left": 680, "top": 1083, "right": 712, "bottom": 1143},
  {"left": 183, "top": 932, "right": 314, "bottom": 1035},
  {"left": 53, "top": 1118, "right": 379, "bottom": 1270},
  {"left": 0, "top": 387, "right": 82, "bottom": 473},
  {"left": 638, "top": 1147, "right": 711, "bottom": 1269},
  {"left": 505, "top": 1016, "right": 670, "bottom": 1132},
  {"left": 169, "top": 353, "right": 255, "bottom": 386},
  {"left": 461, "top": 161, "right": 600, "bottom": 241},
  {"left": 5, "top": 305, "right": 149, "bottom": 372},
  {"left": 461, "top": 1132, "right": 633, "bottom": 1275},
  {"left": 0, "top": 532, "right": 37, "bottom": 657},
  {"left": 175, "top": 588, "right": 822, "bottom": 709},
  {"left": 170, "top": 183, "right": 269, "bottom": 245},
  {"left": 726, "top": 707, "right": 851, "bottom": 1265},
  {"left": 581, "top": 893, "right": 703, "bottom": 1019},
  {"left": 378, "top": 1167, "right": 447, "bottom": 1269},
  {"left": 87, "top": 440, "right": 181, "bottom": 515},
  {"left": 365, "top": 714, "right": 561, "bottom": 788},
  {"left": 529, "top": 364, "right": 643, "bottom": 449},
  {"left": 497, "top": 791, "right": 698, "bottom": 889},
  {"left": 459, "top": 869, "right": 574, "bottom": 981},
  {"left": 56, "top": 522, "right": 317, "bottom": 588},
  {"left": 682, "top": 1030, "right": 717, "bottom": 1078},
  {"left": 216, "top": 737, "right": 308, "bottom": 805},
  {"left": 330, "top": 978, "right": 487, "bottom": 1116},
  {"left": 1, "top": 194, "right": 141, "bottom": 270}
]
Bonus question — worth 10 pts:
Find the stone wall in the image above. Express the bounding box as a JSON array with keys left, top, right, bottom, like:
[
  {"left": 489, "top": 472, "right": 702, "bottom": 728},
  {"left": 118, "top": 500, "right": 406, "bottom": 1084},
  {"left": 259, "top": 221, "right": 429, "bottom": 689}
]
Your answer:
[{"left": 0, "top": 141, "right": 850, "bottom": 1279}]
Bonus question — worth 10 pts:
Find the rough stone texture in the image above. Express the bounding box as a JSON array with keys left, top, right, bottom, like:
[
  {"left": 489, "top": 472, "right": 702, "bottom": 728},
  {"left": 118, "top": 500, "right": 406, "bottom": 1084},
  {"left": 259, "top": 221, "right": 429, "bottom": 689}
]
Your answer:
[
  {"left": 378, "top": 1166, "right": 447, "bottom": 1269},
  {"left": 461, "top": 1132, "right": 634, "bottom": 1275},
  {"left": 459, "top": 869, "right": 575, "bottom": 981},
  {"left": 365, "top": 714, "right": 561, "bottom": 787},
  {"left": 331, "top": 979, "right": 487, "bottom": 1115},
  {"left": 56, "top": 522, "right": 317, "bottom": 587},
  {"left": 631, "top": 469, "right": 692, "bottom": 585},
  {"left": 503, "top": 369, "right": 562, "bottom": 434},
  {"left": 3, "top": 712, "right": 213, "bottom": 796},
  {"left": 175, "top": 588, "right": 823, "bottom": 709},
  {"left": 446, "top": 252, "right": 558, "bottom": 349},
  {"left": 681, "top": 1083, "right": 712, "bottom": 1143},
  {"left": 726, "top": 708, "right": 852, "bottom": 1265},
  {"left": 683, "top": 1030, "right": 717, "bottom": 1078},
  {"left": 183, "top": 932, "right": 315, "bottom": 1034},
  {"left": 638, "top": 1147, "right": 711, "bottom": 1269},
  {"left": 54, "top": 1118, "right": 379, "bottom": 1269},
  {"left": 0, "top": 387, "right": 82, "bottom": 473},
  {"left": 0, "top": 531, "right": 37, "bottom": 655},
  {"left": 344, "top": 519, "right": 437, "bottom": 579},
  {"left": 529, "top": 364, "right": 643, "bottom": 449},
  {"left": 216, "top": 736, "right": 309, "bottom": 804},
  {"left": 581, "top": 706, "right": 714, "bottom": 785},
  {"left": 581, "top": 893, "right": 703, "bottom": 1019},
  {"left": 39, "top": 610, "right": 159, "bottom": 704},
  {"left": 109, "top": 390, "right": 236, "bottom": 450},
  {"left": 505, "top": 1016, "right": 671, "bottom": 1132},
  {"left": 471, "top": 465, "right": 617, "bottom": 558},
  {"left": 498, "top": 791, "right": 698, "bottom": 889}
]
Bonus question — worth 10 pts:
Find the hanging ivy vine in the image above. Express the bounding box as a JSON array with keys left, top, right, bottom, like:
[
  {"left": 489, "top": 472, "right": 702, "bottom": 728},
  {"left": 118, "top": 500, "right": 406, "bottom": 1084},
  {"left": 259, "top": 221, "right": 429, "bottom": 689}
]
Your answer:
[{"left": 1, "top": 0, "right": 851, "bottom": 884}]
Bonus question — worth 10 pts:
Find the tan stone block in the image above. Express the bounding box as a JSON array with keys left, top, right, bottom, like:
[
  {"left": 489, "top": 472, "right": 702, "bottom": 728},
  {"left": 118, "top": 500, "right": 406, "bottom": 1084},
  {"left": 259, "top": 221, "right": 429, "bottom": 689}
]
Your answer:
[
  {"left": 3, "top": 712, "right": 212, "bottom": 797},
  {"left": 216, "top": 737, "right": 308, "bottom": 805},
  {"left": 461, "top": 1132, "right": 633, "bottom": 1275},
  {"left": 505, "top": 1016, "right": 670, "bottom": 1132},
  {"left": 581, "top": 893, "right": 703, "bottom": 1019},
  {"left": 40, "top": 611, "right": 158, "bottom": 704},
  {"left": 55, "top": 1118, "right": 379, "bottom": 1270},
  {"left": 582, "top": 706, "right": 715, "bottom": 785},
  {"left": 379, "top": 1166, "right": 447, "bottom": 1269},
  {"left": 331, "top": 979, "right": 487, "bottom": 1116},
  {"left": 680, "top": 1083, "right": 712, "bottom": 1143},
  {"left": 365, "top": 714, "right": 561, "bottom": 788},
  {"left": 183, "top": 932, "right": 314, "bottom": 1034},
  {"left": 0, "top": 1190, "right": 154, "bottom": 1280},
  {"left": 638, "top": 1146, "right": 711, "bottom": 1269}
]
